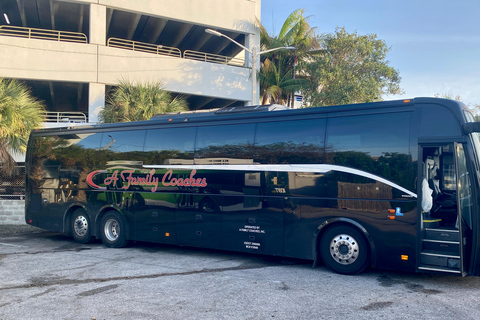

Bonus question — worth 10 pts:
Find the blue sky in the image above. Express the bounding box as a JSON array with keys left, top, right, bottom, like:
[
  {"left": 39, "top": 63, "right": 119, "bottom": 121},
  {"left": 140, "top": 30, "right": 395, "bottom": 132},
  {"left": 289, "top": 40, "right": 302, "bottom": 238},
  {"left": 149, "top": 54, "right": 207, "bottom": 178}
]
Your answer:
[{"left": 261, "top": 0, "right": 480, "bottom": 106}]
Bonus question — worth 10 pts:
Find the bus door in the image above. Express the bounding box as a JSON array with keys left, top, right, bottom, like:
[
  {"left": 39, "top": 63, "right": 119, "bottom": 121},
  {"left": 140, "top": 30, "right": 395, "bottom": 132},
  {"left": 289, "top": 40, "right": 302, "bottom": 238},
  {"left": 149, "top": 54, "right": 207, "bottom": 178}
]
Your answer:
[
  {"left": 418, "top": 143, "right": 473, "bottom": 275},
  {"left": 222, "top": 171, "right": 285, "bottom": 255}
]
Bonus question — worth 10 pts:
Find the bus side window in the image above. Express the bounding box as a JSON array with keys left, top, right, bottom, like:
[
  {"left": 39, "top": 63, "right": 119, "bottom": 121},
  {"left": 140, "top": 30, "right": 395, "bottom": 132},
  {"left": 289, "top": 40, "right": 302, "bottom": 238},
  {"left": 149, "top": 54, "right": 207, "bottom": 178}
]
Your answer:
[
  {"left": 325, "top": 112, "right": 413, "bottom": 191},
  {"left": 101, "top": 130, "right": 146, "bottom": 162},
  {"left": 144, "top": 127, "right": 196, "bottom": 165},
  {"left": 254, "top": 118, "right": 326, "bottom": 164},
  {"left": 195, "top": 124, "right": 255, "bottom": 163}
]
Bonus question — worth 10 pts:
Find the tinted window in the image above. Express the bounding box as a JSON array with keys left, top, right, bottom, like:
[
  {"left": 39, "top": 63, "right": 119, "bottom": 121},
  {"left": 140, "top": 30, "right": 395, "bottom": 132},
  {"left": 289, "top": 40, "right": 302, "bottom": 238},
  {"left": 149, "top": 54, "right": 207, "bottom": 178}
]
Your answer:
[
  {"left": 255, "top": 118, "right": 326, "bottom": 164},
  {"left": 144, "top": 127, "right": 196, "bottom": 165},
  {"left": 327, "top": 113, "right": 410, "bottom": 157},
  {"left": 195, "top": 124, "right": 255, "bottom": 163},
  {"left": 30, "top": 132, "right": 103, "bottom": 187},
  {"left": 326, "top": 113, "right": 414, "bottom": 190},
  {"left": 32, "top": 132, "right": 103, "bottom": 168},
  {"left": 101, "top": 130, "right": 146, "bottom": 163}
]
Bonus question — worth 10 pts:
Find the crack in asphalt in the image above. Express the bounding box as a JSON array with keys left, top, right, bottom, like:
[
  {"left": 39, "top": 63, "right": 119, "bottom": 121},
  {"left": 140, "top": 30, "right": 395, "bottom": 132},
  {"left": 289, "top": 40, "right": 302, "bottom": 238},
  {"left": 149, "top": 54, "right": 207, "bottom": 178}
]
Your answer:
[{"left": 0, "top": 262, "right": 269, "bottom": 291}]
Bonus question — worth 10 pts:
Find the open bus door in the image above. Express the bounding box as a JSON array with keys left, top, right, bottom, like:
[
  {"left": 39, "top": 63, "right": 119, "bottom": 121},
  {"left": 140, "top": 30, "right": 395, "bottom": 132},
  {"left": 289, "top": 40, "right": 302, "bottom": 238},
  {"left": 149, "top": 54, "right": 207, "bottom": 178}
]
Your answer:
[{"left": 418, "top": 143, "right": 473, "bottom": 275}]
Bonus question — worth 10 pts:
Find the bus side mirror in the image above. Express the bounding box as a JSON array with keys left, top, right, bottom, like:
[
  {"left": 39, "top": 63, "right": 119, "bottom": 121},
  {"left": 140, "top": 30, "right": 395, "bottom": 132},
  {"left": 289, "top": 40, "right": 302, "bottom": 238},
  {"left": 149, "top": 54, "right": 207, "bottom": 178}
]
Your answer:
[{"left": 462, "top": 122, "right": 480, "bottom": 135}]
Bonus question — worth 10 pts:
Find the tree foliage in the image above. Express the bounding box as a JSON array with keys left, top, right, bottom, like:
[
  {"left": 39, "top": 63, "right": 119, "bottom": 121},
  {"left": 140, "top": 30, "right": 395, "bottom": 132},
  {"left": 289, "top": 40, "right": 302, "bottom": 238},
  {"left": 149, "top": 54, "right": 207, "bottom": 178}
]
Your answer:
[
  {"left": 258, "top": 57, "right": 307, "bottom": 105},
  {"left": 300, "top": 27, "right": 402, "bottom": 106},
  {"left": 100, "top": 79, "right": 188, "bottom": 123},
  {"left": 258, "top": 9, "right": 320, "bottom": 106},
  {"left": 0, "top": 78, "right": 44, "bottom": 172}
]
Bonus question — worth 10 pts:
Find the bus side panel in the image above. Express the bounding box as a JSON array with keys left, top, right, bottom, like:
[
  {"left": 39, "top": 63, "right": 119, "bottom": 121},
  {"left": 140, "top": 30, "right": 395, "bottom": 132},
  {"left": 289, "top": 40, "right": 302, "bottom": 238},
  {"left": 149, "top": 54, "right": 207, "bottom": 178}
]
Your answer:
[
  {"left": 26, "top": 187, "right": 65, "bottom": 232},
  {"left": 176, "top": 193, "right": 223, "bottom": 249},
  {"left": 133, "top": 191, "right": 178, "bottom": 244},
  {"left": 283, "top": 169, "right": 418, "bottom": 272},
  {"left": 221, "top": 170, "right": 285, "bottom": 255}
]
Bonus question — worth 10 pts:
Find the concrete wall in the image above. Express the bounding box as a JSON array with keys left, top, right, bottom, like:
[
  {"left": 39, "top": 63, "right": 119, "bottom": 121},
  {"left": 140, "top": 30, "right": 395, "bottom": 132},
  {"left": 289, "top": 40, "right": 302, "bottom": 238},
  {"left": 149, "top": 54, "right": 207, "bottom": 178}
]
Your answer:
[
  {"left": 0, "top": 37, "right": 98, "bottom": 82},
  {"left": 0, "top": 200, "right": 25, "bottom": 225},
  {"left": 98, "top": 46, "right": 250, "bottom": 100},
  {"left": 0, "top": 36, "right": 250, "bottom": 100}
]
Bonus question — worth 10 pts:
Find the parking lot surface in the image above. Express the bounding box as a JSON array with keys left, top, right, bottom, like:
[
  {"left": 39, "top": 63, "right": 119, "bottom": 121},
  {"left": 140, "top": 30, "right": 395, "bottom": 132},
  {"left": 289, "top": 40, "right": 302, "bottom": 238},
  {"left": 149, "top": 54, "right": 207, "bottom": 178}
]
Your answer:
[{"left": 1, "top": 226, "right": 480, "bottom": 319}]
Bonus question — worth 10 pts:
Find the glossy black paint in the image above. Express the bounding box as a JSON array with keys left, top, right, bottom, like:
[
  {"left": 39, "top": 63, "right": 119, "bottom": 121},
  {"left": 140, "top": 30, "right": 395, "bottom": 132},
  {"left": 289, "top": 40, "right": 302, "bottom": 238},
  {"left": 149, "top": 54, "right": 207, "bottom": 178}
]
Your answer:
[{"left": 25, "top": 98, "right": 480, "bottom": 274}]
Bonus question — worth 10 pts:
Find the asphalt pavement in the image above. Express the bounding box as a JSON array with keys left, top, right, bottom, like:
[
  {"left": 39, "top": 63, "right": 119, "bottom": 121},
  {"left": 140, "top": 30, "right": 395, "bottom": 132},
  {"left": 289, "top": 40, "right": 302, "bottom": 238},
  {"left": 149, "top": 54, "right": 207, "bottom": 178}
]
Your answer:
[
  {"left": 0, "top": 224, "right": 45, "bottom": 235},
  {"left": 2, "top": 226, "right": 480, "bottom": 319}
]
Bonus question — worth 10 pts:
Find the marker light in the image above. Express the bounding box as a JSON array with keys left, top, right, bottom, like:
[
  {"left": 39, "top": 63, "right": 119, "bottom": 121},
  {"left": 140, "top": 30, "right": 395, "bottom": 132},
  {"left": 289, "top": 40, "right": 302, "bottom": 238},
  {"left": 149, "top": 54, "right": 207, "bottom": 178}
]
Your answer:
[
  {"left": 401, "top": 255, "right": 408, "bottom": 261},
  {"left": 165, "top": 232, "right": 170, "bottom": 237},
  {"left": 403, "top": 99, "right": 411, "bottom": 103}
]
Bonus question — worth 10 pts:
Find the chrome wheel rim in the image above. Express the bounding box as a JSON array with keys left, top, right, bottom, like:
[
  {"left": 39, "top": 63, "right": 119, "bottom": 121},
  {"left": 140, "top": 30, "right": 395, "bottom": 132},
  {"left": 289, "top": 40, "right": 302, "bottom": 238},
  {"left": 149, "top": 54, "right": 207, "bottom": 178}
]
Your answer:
[
  {"left": 104, "top": 218, "right": 120, "bottom": 241},
  {"left": 73, "top": 215, "right": 88, "bottom": 237},
  {"left": 329, "top": 234, "right": 359, "bottom": 265}
]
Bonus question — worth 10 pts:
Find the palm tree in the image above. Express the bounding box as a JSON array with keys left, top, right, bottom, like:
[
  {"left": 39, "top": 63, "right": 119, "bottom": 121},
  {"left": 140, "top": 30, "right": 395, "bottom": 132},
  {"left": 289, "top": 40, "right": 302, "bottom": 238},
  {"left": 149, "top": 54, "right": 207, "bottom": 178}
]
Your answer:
[
  {"left": 101, "top": 79, "right": 188, "bottom": 123},
  {"left": 0, "top": 78, "right": 45, "bottom": 173},
  {"left": 258, "top": 57, "right": 306, "bottom": 105},
  {"left": 258, "top": 9, "right": 321, "bottom": 106}
]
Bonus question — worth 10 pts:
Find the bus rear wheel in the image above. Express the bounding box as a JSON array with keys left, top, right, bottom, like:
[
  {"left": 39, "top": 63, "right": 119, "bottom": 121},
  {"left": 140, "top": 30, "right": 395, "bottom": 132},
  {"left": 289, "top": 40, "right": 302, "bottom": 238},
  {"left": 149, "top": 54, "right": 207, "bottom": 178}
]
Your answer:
[
  {"left": 320, "top": 225, "right": 369, "bottom": 275},
  {"left": 71, "top": 209, "right": 92, "bottom": 244},
  {"left": 100, "top": 212, "right": 129, "bottom": 248}
]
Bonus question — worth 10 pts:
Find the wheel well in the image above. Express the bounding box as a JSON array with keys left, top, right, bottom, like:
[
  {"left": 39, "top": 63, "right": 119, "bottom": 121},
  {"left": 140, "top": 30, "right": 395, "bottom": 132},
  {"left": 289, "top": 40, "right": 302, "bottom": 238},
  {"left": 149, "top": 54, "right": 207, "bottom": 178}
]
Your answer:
[{"left": 315, "top": 221, "right": 376, "bottom": 267}]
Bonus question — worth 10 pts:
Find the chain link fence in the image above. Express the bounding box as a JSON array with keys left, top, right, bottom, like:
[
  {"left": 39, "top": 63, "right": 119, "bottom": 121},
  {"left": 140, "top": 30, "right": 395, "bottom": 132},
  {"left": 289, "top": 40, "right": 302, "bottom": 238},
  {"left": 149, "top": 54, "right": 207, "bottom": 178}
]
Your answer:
[{"left": 0, "top": 166, "right": 25, "bottom": 200}]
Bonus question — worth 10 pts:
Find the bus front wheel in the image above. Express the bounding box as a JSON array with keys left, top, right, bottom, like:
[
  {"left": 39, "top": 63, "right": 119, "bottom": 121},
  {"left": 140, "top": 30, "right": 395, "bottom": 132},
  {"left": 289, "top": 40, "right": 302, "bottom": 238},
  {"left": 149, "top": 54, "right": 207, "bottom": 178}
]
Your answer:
[
  {"left": 71, "top": 209, "right": 92, "bottom": 244},
  {"left": 320, "top": 225, "right": 369, "bottom": 275},
  {"left": 100, "top": 212, "right": 129, "bottom": 248}
]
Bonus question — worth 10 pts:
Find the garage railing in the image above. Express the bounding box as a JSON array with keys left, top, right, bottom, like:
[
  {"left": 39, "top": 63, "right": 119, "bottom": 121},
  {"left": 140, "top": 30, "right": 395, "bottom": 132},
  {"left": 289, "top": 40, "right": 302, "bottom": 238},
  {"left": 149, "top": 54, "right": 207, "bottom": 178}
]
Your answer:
[
  {"left": 184, "top": 50, "right": 245, "bottom": 67},
  {"left": 0, "top": 25, "right": 87, "bottom": 43},
  {"left": 0, "top": 25, "right": 246, "bottom": 68},
  {"left": 107, "top": 37, "right": 181, "bottom": 58},
  {"left": 43, "top": 111, "right": 88, "bottom": 123}
]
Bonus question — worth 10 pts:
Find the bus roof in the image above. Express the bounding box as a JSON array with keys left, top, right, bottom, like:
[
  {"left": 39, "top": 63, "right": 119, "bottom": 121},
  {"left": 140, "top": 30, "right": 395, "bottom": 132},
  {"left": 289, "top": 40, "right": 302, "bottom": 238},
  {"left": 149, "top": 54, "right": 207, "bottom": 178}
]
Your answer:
[{"left": 32, "top": 97, "right": 468, "bottom": 134}]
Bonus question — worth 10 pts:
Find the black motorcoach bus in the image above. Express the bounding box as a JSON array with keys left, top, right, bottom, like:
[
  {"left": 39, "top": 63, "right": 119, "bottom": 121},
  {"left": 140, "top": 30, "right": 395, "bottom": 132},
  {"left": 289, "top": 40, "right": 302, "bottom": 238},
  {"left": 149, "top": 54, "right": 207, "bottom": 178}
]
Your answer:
[{"left": 25, "top": 98, "right": 480, "bottom": 275}]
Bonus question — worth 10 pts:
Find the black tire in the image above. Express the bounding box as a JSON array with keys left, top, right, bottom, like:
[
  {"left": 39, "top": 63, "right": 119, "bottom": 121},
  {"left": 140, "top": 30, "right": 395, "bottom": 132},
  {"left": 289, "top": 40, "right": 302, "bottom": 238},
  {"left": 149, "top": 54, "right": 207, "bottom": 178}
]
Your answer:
[
  {"left": 320, "top": 225, "right": 369, "bottom": 275},
  {"left": 71, "top": 209, "right": 92, "bottom": 244},
  {"left": 100, "top": 212, "right": 129, "bottom": 248}
]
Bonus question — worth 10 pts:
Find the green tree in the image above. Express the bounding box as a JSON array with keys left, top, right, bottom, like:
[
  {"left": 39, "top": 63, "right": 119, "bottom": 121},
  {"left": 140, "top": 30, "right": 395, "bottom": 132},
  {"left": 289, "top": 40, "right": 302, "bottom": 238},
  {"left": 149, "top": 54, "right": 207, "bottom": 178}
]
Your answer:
[
  {"left": 258, "top": 9, "right": 321, "bottom": 106},
  {"left": 101, "top": 79, "right": 188, "bottom": 123},
  {"left": 0, "top": 78, "right": 44, "bottom": 172},
  {"left": 258, "top": 57, "right": 306, "bottom": 105},
  {"left": 300, "top": 27, "right": 402, "bottom": 106}
]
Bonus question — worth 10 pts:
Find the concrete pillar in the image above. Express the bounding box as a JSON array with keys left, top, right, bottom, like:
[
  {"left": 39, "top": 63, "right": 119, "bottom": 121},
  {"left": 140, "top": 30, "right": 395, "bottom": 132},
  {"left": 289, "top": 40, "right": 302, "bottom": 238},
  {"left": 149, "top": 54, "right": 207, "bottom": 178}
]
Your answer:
[
  {"left": 88, "top": 4, "right": 107, "bottom": 123},
  {"left": 89, "top": 4, "right": 106, "bottom": 46},
  {"left": 88, "top": 82, "right": 105, "bottom": 124}
]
